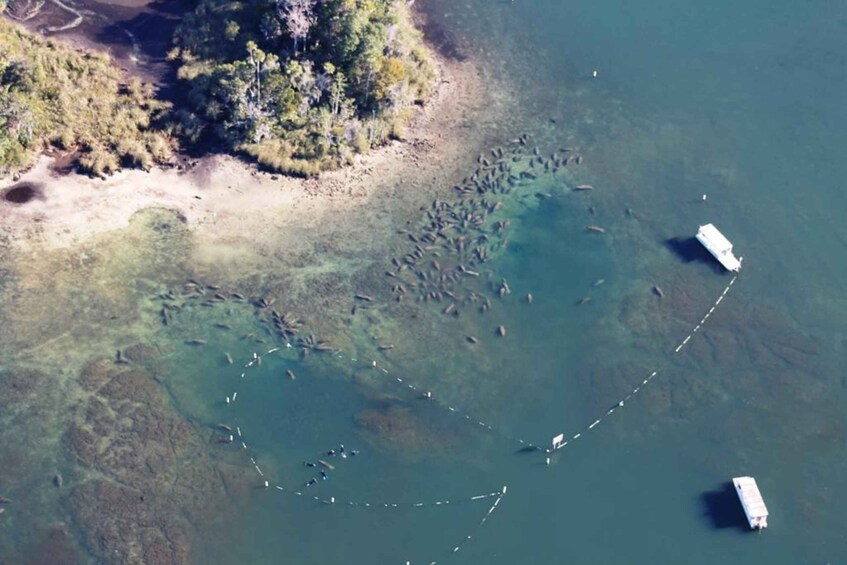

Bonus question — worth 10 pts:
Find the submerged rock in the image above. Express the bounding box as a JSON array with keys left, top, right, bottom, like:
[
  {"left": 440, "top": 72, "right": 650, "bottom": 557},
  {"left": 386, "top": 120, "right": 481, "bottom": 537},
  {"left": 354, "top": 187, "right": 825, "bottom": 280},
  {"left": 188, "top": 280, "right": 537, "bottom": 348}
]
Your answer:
[
  {"left": 24, "top": 522, "right": 83, "bottom": 565},
  {"left": 354, "top": 403, "right": 459, "bottom": 457},
  {"left": 123, "top": 343, "right": 162, "bottom": 363},
  {"left": 64, "top": 359, "right": 248, "bottom": 564}
]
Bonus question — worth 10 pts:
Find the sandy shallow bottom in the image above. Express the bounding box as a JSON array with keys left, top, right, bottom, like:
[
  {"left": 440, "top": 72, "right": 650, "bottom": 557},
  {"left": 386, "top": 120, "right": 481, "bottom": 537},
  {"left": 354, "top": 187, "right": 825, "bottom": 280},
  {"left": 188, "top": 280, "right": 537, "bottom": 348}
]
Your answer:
[
  {"left": 1, "top": 51, "right": 496, "bottom": 248},
  {"left": 4, "top": 0, "right": 846, "bottom": 561},
  {"left": 0, "top": 41, "right": 534, "bottom": 561}
]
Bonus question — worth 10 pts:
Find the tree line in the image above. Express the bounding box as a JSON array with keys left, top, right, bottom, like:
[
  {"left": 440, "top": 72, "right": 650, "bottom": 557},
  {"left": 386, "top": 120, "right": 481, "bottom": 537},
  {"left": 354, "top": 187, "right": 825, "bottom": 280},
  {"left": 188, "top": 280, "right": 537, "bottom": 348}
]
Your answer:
[
  {"left": 170, "top": 0, "right": 435, "bottom": 176},
  {"left": 0, "top": 0, "right": 435, "bottom": 177}
]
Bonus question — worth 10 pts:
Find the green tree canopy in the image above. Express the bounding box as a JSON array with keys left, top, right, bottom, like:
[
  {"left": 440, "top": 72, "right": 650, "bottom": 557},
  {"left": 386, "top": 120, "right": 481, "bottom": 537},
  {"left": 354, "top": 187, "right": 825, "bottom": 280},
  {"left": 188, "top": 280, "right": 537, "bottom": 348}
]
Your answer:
[{"left": 171, "top": 0, "right": 435, "bottom": 175}]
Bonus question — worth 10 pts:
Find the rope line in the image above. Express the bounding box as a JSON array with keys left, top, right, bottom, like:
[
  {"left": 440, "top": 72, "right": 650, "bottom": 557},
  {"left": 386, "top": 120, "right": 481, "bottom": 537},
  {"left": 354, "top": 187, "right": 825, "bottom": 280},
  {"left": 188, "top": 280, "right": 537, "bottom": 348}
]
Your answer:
[
  {"left": 223, "top": 274, "right": 739, "bottom": 463},
  {"left": 221, "top": 345, "right": 509, "bottom": 564},
  {"left": 428, "top": 486, "right": 509, "bottom": 564},
  {"left": 196, "top": 272, "right": 738, "bottom": 562},
  {"left": 225, "top": 347, "right": 503, "bottom": 510},
  {"left": 151, "top": 127, "right": 741, "bottom": 562},
  {"left": 267, "top": 483, "right": 503, "bottom": 510},
  {"left": 546, "top": 274, "right": 737, "bottom": 454}
]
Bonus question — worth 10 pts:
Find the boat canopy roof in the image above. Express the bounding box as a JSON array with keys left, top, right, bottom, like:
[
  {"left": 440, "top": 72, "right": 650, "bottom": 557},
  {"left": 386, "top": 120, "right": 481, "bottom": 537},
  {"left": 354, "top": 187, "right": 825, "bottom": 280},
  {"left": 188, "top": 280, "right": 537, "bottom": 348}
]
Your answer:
[
  {"left": 698, "top": 223, "right": 733, "bottom": 252},
  {"left": 733, "top": 476, "right": 768, "bottom": 518}
]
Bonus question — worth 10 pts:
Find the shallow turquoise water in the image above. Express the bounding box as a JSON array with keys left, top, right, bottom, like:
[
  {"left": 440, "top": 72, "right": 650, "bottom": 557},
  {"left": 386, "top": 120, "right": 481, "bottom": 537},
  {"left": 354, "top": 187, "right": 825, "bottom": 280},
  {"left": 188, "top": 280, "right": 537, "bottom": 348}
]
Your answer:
[{"left": 174, "top": 0, "right": 847, "bottom": 562}]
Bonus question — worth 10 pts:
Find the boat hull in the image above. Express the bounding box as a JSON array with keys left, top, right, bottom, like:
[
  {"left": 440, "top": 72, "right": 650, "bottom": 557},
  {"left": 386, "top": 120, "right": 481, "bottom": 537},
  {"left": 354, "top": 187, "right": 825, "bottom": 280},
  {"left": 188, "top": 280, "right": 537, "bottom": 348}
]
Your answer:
[{"left": 696, "top": 224, "right": 742, "bottom": 272}]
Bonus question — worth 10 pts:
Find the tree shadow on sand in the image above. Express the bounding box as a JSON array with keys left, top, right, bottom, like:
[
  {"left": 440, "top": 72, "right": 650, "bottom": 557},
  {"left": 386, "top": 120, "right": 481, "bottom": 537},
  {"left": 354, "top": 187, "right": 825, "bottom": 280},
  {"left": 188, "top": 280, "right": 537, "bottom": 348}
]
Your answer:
[
  {"left": 91, "top": 0, "right": 230, "bottom": 157},
  {"left": 92, "top": 0, "right": 183, "bottom": 73}
]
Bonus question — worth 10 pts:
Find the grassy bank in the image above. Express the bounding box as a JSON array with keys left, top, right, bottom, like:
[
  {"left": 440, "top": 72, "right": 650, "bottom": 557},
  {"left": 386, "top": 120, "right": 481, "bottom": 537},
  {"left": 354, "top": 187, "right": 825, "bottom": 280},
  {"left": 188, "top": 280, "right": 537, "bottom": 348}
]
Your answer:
[
  {"left": 0, "top": 18, "right": 172, "bottom": 177},
  {"left": 1, "top": 0, "right": 437, "bottom": 179}
]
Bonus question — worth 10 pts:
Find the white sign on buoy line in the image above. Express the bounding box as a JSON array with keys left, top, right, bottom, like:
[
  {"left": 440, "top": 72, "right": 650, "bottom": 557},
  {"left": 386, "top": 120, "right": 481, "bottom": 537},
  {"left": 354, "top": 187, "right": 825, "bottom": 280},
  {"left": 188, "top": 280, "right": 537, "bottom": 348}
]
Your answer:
[{"left": 551, "top": 433, "right": 565, "bottom": 450}]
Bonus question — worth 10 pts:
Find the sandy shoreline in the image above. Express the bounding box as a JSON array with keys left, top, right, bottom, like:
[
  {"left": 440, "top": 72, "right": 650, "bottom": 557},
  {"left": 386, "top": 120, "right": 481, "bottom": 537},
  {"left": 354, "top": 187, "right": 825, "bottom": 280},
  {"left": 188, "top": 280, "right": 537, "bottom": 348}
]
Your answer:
[
  {"left": 0, "top": 50, "right": 502, "bottom": 251},
  {"left": 0, "top": 9, "right": 528, "bottom": 565}
]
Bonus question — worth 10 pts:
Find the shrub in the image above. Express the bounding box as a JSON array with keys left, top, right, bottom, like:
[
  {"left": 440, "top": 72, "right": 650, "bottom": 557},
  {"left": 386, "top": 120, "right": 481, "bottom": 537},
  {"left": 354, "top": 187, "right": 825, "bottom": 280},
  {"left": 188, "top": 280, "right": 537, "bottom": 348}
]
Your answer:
[
  {"left": 0, "top": 19, "right": 171, "bottom": 175},
  {"left": 0, "top": 139, "right": 28, "bottom": 169},
  {"left": 117, "top": 139, "right": 154, "bottom": 169},
  {"left": 79, "top": 146, "right": 119, "bottom": 178},
  {"left": 352, "top": 129, "right": 369, "bottom": 154},
  {"left": 241, "top": 139, "right": 324, "bottom": 177},
  {"left": 146, "top": 135, "right": 171, "bottom": 161}
]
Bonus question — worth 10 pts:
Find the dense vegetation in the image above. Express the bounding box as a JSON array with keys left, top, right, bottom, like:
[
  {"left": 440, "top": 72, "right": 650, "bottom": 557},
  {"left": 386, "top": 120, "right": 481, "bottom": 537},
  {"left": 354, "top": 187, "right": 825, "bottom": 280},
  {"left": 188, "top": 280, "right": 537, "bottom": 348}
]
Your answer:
[
  {"left": 0, "top": 0, "right": 435, "bottom": 177},
  {"left": 169, "top": 0, "right": 436, "bottom": 175},
  {"left": 0, "top": 18, "right": 172, "bottom": 177}
]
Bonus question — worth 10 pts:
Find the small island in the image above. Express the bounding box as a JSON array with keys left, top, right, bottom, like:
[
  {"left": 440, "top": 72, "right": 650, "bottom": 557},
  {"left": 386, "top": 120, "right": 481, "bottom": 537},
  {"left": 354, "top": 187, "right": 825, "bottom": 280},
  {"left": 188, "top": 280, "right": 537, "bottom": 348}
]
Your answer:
[{"left": 1, "top": 0, "right": 436, "bottom": 178}]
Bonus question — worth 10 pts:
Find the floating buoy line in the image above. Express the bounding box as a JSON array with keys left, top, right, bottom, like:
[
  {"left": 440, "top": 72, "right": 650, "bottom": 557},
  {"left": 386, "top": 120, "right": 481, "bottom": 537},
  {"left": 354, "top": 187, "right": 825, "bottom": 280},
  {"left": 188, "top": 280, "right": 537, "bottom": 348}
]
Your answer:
[
  {"left": 145, "top": 135, "right": 740, "bottom": 562},
  {"left": 205, "top": 272, "right": 738, "bottom": 563}
]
